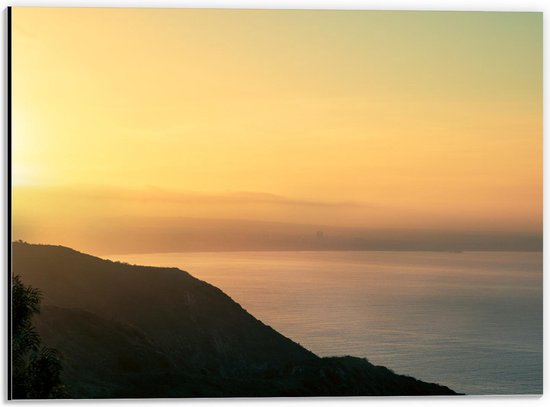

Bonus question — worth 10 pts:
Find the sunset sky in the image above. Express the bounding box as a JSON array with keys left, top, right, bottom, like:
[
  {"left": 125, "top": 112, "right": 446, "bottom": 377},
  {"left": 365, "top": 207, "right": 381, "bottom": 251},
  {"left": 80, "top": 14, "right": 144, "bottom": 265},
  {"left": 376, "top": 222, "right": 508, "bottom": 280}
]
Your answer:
[{"left": 11, "top": 8, "right": 542, "bottom": 253}]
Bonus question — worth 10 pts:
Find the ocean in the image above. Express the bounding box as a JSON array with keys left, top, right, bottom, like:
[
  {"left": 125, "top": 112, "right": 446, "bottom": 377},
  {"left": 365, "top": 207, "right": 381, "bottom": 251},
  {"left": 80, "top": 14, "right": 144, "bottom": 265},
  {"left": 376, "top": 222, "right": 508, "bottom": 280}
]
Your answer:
[{"left": 107, "top": 250, "right": 542, "bottom": 395}]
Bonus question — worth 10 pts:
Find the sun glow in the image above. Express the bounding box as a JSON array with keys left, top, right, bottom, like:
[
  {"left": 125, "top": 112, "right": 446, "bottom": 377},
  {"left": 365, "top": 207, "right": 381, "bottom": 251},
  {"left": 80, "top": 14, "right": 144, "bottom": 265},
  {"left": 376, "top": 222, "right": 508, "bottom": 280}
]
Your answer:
[{"left": 11, "top": 110, "right": 38, "bottom": 186}]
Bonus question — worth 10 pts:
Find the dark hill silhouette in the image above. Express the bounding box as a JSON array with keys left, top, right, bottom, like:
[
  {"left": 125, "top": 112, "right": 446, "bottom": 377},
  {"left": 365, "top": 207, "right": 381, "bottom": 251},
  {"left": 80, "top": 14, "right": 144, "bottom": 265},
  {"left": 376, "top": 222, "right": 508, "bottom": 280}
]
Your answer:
[{"left": 12, "top": 242, "right": 458, "bottom": 397}]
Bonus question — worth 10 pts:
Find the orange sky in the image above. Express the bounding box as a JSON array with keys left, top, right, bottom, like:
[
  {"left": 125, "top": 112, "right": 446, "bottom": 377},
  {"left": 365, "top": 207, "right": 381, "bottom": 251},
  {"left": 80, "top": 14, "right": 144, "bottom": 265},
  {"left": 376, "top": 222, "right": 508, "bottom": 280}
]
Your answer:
[{"left": 11, "top": 8, "right": 542, "bottom": 253}]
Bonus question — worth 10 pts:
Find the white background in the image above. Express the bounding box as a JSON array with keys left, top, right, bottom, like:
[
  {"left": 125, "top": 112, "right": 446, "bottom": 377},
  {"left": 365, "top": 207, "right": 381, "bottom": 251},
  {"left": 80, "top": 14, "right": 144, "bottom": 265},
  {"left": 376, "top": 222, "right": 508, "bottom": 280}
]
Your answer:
[{"left": 0, "top": 1, "right": 547, "bottom": 406}]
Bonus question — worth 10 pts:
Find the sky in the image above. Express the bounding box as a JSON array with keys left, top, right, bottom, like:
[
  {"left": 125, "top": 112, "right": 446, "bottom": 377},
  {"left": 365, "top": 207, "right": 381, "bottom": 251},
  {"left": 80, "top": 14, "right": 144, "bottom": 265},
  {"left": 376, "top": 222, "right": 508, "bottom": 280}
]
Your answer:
[{"left": 11, "top": 8, "right": 542, "bottom": 253}]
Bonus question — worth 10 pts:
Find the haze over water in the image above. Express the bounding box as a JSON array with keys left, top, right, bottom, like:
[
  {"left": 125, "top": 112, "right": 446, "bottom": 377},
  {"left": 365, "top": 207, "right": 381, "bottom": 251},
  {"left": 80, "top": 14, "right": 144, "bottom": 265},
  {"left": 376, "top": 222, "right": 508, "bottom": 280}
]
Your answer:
[{"left": 110, "top": 250, "right": 542, "bottom": 395}]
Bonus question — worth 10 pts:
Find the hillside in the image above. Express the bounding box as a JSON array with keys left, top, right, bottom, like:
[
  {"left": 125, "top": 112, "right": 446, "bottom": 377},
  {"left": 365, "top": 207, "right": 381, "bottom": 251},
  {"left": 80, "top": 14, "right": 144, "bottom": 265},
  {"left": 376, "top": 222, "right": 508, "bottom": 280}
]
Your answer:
[{"left": 12, "top": 242, "right": 458, "bottom": 398}]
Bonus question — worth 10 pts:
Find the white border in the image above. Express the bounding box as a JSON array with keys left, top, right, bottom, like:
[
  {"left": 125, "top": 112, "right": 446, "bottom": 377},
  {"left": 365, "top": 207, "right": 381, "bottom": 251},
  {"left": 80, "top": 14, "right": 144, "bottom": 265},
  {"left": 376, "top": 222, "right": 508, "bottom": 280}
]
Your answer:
[
  {"left": 1, "top": 1, "right": 547, "bottom": 407},
  {"left": 0, "top": 1, "right": 546, "bottom": 11}
]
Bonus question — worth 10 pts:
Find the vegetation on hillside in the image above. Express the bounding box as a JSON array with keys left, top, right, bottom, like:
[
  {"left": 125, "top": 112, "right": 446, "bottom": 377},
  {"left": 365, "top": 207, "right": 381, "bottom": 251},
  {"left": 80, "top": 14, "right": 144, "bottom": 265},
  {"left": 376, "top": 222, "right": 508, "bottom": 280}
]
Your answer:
[{"left": 12, "top": 275, "right": 66, "bottom": 399}]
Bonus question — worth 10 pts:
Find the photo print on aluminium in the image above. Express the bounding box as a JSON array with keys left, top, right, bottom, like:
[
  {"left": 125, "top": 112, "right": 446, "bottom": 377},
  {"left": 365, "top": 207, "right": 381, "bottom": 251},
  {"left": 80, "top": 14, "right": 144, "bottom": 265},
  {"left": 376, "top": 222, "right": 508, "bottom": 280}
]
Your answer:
[{"left": 8, "top": 6, "right": 542, "bottom": 399}]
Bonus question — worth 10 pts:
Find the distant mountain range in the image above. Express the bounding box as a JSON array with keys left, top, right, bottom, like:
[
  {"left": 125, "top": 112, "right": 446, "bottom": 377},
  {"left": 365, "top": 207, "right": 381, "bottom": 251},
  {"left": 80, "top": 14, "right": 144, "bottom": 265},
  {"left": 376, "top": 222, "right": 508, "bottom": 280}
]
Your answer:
[
  {"left": 12, "top": 242, "right": 458, "bottom": 398},
  {"left": 13, "top": 216, "right": 542, "bottom": 255}
]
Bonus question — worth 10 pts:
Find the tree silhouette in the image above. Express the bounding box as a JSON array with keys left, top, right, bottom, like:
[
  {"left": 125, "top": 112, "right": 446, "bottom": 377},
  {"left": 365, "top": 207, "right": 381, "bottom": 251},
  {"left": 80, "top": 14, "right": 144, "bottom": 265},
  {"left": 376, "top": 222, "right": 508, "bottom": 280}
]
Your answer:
[{"left": 12, "top": 275, "right": 67, "bottom": 398}]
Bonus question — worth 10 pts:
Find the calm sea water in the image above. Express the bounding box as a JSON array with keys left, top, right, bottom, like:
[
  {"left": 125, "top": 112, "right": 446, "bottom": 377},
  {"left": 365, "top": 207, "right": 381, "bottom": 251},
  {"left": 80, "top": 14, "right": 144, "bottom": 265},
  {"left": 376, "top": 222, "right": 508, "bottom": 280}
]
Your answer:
[{"left": 108, "top": 251, "right": 542, "bottom": 395}]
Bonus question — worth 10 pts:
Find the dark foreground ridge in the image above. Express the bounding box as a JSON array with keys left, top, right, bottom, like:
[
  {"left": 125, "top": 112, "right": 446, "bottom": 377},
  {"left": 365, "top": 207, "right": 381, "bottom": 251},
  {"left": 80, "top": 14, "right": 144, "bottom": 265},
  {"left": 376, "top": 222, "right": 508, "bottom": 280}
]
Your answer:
[{"left": 12, "top": 242, "right": 459, "bottom": 398}]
